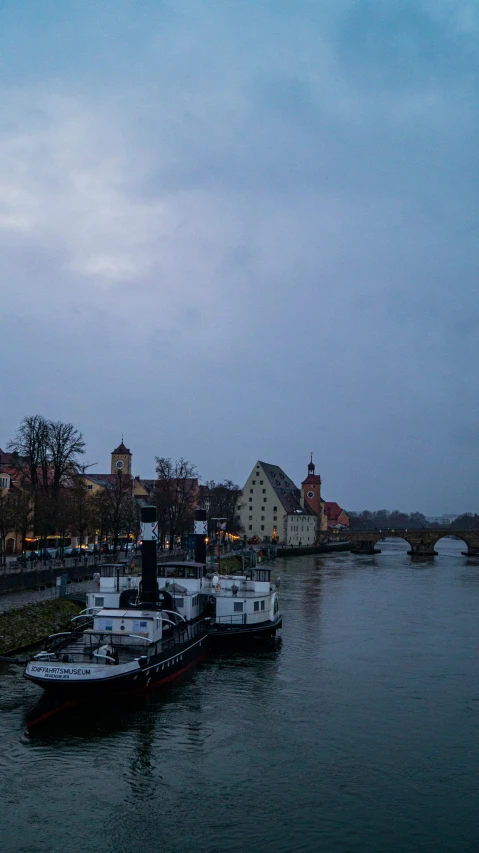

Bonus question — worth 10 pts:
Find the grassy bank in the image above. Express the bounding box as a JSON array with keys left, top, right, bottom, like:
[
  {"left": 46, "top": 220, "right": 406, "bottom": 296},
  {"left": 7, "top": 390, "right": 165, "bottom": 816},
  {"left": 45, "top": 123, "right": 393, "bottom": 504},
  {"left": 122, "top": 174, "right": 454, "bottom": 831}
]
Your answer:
[{"left": 0, "top": 599, "right": 82, "bottom": 655}]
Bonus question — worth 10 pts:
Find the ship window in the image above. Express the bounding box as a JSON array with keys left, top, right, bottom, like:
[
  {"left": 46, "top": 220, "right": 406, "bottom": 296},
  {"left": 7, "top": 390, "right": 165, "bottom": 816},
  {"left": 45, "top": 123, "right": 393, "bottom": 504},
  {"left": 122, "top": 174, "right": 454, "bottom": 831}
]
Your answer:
[
  {"left": 175, "top": 597, "right": 184, "bottom": 607},
  {"left": 261, "top": 600, "right": 265, "bottom": 610},
  {"left": 254, "top": 601, "right": 259, "bottom": 611},
  {"left": 94, "top": 596, "right": 104, "bottom": 606},
  {"left": 234, "top": 602, "right": 244, "bottom": 612}
]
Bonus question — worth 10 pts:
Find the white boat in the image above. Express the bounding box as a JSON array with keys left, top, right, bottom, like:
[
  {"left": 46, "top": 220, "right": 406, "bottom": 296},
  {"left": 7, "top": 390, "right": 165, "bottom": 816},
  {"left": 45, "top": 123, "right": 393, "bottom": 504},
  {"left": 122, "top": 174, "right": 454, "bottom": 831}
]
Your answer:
[{"left": 87, "top": 560, "right": 282, "bottom": 640}]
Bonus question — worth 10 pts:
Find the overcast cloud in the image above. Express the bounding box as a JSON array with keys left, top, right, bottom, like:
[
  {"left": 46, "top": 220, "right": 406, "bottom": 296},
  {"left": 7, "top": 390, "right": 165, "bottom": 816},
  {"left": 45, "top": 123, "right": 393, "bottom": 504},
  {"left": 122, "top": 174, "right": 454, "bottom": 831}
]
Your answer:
[{"left": 0, "top": 0, "right": 478, "bottom": 514}]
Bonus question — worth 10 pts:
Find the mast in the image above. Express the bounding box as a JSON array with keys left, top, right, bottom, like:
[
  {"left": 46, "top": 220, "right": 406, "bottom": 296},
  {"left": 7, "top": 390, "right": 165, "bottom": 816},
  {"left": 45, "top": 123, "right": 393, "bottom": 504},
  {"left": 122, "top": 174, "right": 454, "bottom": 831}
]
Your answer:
[
  {"left": 141, "top": 505, "right": 158, "bottom": 607},
  {"left": 194, "top": 507, "right": 207, "bottom": 565}
]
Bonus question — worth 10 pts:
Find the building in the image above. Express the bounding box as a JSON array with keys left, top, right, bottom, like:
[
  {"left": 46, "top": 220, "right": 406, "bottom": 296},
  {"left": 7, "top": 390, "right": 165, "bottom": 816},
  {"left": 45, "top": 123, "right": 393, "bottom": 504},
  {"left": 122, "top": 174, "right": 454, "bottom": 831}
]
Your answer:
[
  {"left": 323, "top": 502, "right": 350, "bottom": 531},
  {"left": 82, "top": 441, "right": 150, "bottom": 499},
  {"left": 301, "top": 454, "right": 328, "bottom": 534},
  {"left": 239, "top": 460, "right": 316, "bottom": 546}
]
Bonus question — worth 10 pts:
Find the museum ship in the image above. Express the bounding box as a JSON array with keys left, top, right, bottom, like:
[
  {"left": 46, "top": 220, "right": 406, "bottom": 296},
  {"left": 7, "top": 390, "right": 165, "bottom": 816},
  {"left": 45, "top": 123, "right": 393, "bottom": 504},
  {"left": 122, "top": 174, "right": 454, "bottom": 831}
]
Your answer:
[{"left": 23, "top": 508, "right": 210, "bottom": 727}]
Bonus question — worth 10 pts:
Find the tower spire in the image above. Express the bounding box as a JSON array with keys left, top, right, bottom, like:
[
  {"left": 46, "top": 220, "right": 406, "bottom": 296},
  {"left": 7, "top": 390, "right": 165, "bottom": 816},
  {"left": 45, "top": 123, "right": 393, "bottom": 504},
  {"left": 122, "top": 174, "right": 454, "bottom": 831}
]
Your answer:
[{"left": 308, "top": 452, "right": 315, "bottom": 475}]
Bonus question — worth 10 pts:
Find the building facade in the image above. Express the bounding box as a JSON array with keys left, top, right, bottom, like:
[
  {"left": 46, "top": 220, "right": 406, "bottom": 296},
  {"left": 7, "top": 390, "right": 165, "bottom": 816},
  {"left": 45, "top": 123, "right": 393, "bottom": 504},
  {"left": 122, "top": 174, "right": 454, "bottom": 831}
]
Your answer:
[{"left": 239, "top": 460, "right": 317, "bottom": 545}]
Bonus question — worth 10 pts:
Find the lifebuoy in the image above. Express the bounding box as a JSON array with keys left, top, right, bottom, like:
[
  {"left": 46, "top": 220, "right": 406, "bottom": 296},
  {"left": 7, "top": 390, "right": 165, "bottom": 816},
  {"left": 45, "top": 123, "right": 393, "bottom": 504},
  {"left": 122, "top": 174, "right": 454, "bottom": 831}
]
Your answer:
[{"left": 214, "top": 583, "right": 222, "bottom": 593}]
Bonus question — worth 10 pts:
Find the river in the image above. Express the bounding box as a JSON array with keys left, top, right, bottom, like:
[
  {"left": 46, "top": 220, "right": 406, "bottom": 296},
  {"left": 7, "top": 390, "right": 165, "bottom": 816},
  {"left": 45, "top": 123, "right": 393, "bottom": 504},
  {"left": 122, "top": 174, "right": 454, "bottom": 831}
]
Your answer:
[{"left": 1, "top": 538, "right": 478, "bottom": 853}]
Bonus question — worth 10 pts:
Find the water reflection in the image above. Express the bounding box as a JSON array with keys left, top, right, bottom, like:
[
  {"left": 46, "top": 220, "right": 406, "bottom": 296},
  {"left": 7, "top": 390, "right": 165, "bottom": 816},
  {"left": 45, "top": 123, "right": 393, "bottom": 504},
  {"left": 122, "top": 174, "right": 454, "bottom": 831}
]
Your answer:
[{"left": 2, "top": 549, "right": 479, "bottom": 853}]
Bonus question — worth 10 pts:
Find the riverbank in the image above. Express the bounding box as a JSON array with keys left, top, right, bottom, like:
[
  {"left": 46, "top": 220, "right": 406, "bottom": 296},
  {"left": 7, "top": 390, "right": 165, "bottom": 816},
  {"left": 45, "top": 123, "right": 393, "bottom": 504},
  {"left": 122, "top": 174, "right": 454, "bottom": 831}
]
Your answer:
[
  {"left": 0, "top": 599, "right": 82, "bottom": 655},
  {"left": 277, "top": 541, "right": 351, "bottom": 557}
]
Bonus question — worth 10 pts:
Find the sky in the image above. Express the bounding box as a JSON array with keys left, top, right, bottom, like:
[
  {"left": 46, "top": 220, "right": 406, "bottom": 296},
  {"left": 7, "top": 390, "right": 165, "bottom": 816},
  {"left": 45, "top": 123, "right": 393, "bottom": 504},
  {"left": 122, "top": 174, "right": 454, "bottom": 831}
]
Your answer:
[{"left": 0, "top": 0, "right": 478, "bottom": 515}]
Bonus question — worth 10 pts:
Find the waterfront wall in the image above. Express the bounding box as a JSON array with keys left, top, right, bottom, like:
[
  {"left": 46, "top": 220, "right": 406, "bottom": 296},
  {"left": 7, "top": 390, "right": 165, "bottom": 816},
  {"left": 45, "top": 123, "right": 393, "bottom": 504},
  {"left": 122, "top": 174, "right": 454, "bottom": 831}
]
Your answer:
[{"left": 278, "top": 542, "right": 351, "bottom": 557}]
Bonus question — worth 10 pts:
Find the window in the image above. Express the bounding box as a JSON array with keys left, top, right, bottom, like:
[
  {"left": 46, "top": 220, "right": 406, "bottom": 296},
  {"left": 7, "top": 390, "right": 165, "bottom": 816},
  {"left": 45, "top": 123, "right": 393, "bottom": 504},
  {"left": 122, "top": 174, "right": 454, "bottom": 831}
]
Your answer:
[
  {"left": 87, "top": 484, "right": 93, "bottom": 491},
  {"left": 262, "top": 489, "right": 266, "bottom": 493},
  {"left": 260, "top": 480, "right": 263, "bottom": 485},
  {"left": 254, "top": 601, "right": 260, "bottom": 611},
  {"left": 95, "top": 596, "right": 104, "bottom": 607},
  {"left": 252, "top": 480, "right": 256, "bottom": 484},
  {"left": 261, "top": 600, "right": 265, "bottom": 611},
  {"left": 234, "top": 602, "right": 244, "bottom": 612},
  {"left": 249, "top": 516, "right": 252, "bottom": 521},
  {"left": 261, "top": 525, "right": 264, "bottom": 531},
  {"left": 250, "top": 488, "right": 253, "bottom": 493},
  {"left": 261, "top": 515, "right": 264, "bottom": 521},
  {"left": 249, "top": 525, "right": 252, "bottom": 530},
  {"left": 249, "top": 497, "right": 252, "bottom": 502},
  {"left": 273, "top": 506, "right": 277, "bottom": 511},
  {"left": 273, "top": 516, "right": 277, "bottom": 521},
  {"left": 263, "top": 497, "right": 267, "bottom": 502}
]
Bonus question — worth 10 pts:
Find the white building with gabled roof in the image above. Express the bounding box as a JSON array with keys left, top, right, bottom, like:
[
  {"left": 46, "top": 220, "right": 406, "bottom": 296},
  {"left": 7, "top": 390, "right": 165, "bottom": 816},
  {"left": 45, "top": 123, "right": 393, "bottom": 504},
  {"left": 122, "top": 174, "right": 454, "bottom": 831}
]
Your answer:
[{"left": 239, "top": 460, "right": 316, "bottom": 545}]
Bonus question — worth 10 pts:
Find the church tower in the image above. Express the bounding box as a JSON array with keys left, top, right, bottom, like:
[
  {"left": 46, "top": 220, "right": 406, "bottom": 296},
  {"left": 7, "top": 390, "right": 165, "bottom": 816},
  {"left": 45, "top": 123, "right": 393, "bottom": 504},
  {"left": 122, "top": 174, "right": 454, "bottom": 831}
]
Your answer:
[
  {"left": 111, "top": 440, "right": 132, "bottom": 476},
  {"left": 301, "top": 454, "right": 327, "bottom": 532}
]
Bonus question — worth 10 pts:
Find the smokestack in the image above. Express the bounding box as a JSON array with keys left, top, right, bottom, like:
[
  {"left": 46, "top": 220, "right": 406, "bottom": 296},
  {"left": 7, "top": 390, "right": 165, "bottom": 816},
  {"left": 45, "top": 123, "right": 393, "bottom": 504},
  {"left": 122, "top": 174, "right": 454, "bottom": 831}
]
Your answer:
[
  {"left": 141, "top": 505, "right": 158, "bottom": 607},
  {"left": 194, "top": 508, "right": 207, "bottom": 564}
]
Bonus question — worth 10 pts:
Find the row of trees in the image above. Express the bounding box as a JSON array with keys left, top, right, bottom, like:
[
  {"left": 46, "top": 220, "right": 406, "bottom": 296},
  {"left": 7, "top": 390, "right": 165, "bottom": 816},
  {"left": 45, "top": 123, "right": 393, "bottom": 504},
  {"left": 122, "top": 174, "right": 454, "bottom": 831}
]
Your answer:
[
  {"left": 0, "top": 415, "right": 244, "bottom": 563},
  {"left": 348, "top": 510, "right": 479, "bottom": 530}
]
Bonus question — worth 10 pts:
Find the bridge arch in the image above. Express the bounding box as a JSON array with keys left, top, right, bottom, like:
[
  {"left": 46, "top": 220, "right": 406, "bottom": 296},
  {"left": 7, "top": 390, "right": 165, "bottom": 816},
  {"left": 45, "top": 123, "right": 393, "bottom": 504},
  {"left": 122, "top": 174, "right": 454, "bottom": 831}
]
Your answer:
[{"left": 347, "top": 528, "right": 479, "bottom": 557}]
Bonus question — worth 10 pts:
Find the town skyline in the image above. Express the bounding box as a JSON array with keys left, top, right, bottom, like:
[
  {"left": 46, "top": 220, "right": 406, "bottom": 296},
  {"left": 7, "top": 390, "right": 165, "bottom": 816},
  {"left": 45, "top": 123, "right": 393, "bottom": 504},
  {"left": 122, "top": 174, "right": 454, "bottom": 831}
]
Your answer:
[{"left": 1, "top": 421, "right": 475, "bottom": 520}]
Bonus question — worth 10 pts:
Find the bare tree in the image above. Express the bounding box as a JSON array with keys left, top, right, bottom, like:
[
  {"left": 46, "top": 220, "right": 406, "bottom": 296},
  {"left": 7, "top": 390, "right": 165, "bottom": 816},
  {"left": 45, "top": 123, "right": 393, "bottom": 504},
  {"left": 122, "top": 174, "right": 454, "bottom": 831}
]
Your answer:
[
  {"left": 101, "top": 472, "right": 134, "bottom": 554},
  {"left": 8, "top": 414, "right": 50, "bottom": 493},
  {"left": 155, "top": 457, "right": 198, "bottom": 550},
  {"left": 9, "top": 487, "right": 34, "bottom": 557},
  {"left": 8, "top": 415, "right": 85, "bottom": 538},
  {"left": 47, "top": 420, "right": 86, "bottom": 491},
  {"left": 201, "top": 480, "right": 243, "bottom": 536}
]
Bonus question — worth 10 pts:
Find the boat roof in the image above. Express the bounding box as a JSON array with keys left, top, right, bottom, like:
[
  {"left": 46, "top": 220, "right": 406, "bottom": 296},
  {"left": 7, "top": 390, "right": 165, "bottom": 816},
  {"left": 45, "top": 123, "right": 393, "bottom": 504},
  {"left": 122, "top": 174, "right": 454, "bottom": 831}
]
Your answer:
[
  {"left": 158, "top": 561, "right": 205, "bottom": 568},
  {"left": 96, "top": 609, "right": 158, "bottom": 619}
]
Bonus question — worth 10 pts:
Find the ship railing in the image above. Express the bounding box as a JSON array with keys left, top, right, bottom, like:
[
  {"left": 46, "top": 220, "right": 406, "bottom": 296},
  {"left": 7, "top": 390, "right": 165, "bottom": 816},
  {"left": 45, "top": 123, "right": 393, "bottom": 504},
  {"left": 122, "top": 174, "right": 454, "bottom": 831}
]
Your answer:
[
  {"left": 146, "top": 617, "right": 210, "bottom": 660},
  {"left": 211, "top": 614, "right": 246, "bottom": 627}
]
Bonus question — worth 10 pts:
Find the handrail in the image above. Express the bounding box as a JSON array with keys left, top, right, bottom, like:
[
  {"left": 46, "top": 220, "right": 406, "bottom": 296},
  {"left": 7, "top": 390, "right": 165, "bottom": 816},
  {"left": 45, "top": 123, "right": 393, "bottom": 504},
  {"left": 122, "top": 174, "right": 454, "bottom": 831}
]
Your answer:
[{"left": 160, "top": 609, "right": 187, "bottom": 624}]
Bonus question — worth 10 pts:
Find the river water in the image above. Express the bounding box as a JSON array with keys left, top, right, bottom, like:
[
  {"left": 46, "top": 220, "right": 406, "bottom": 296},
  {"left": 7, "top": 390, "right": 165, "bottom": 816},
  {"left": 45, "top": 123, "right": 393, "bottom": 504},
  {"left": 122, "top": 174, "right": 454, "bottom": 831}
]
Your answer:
[{"left": 1, "top": 539, "right": 479, "bottom": 853}]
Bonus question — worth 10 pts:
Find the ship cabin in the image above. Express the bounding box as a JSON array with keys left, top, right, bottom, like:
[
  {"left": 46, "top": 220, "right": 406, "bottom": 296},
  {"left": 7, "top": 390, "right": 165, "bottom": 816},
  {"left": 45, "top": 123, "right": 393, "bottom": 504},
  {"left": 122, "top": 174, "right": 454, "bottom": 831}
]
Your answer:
[
  {"left": 207, "top": 567, "right": 280, "bottom": 629},
  {"left": 157, "top": 562, "right": 208, "bottom": 623},
  {"left": 86, "top": 562, "right": 208, "bottom": 624}
]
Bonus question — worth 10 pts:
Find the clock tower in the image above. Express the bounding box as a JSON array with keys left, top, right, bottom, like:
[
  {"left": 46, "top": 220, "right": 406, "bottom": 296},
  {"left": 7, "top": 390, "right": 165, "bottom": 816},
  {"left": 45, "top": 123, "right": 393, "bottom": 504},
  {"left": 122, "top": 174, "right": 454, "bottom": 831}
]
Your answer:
[
  {"left": 111, "top": 440, "right": 132, "bottom": 476},
  {"left": 301, "top": 453, "right": 327, "bottom": 532}
]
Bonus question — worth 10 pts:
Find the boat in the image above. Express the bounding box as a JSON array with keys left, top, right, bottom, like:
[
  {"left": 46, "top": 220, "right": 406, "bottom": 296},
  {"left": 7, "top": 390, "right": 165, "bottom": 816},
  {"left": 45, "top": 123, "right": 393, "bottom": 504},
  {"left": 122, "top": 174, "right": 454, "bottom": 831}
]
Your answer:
[
  {"left": 87, "top": 559, "right": 282, "bottom": 640},
  {"left": 23, "top": 509, "right": 210, "bottom": 727},
  {"left": 206, "top": 565, "right": 282, "bottom": 639}
]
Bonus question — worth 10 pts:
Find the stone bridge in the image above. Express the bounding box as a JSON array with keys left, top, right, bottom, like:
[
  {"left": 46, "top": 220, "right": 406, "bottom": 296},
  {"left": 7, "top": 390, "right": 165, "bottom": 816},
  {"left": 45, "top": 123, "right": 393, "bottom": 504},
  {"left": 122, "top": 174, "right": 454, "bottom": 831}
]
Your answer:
[{"left": 345, "top": 529, "right": 479, "bottom": 557}]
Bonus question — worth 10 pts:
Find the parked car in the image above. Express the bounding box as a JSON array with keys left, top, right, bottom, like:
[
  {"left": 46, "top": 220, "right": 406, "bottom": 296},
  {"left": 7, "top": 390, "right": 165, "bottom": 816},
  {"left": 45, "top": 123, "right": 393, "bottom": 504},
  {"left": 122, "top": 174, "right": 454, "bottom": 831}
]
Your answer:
[
  {"left": 37, "top": 549, "right": 55, "bottom": 560},
  {"left": 19, "top": 550, "right": 40, "bottom": 563}
]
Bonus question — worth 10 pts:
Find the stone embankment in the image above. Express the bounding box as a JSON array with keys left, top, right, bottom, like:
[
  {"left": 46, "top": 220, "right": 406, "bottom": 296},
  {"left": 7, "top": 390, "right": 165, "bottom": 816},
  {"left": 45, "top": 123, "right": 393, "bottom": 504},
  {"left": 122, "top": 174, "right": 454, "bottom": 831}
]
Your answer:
[
  {"left": 0, "top": 599, "right": 82, "bottom": 655},
  {"left": 277, "top": 542, "right": 350, "bottom": 557}
]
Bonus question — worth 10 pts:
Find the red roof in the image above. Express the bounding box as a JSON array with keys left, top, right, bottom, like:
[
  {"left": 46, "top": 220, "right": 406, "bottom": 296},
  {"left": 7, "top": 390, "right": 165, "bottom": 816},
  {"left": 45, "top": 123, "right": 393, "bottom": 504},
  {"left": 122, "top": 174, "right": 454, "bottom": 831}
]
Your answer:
[{"left": 324, "top": 501, "right": 343, "bottom": 522}]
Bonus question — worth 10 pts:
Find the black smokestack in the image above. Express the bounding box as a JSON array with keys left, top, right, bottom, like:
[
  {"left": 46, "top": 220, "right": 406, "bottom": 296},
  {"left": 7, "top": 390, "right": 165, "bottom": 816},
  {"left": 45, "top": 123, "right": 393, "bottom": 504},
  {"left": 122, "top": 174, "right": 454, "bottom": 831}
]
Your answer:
[
  {"left": 194, "top": 508, "right": 207, "bottom": 565},
  {"left": 141, "top": 505, "right": 158, "bottom": 607}
]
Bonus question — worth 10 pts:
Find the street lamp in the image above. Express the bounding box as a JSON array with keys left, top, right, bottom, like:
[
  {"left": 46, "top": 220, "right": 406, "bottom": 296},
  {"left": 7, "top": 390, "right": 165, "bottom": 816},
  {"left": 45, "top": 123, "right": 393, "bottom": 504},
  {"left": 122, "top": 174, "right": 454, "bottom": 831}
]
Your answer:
[{"left": 210, "top": 517, "right": 227, "bottom": 571}]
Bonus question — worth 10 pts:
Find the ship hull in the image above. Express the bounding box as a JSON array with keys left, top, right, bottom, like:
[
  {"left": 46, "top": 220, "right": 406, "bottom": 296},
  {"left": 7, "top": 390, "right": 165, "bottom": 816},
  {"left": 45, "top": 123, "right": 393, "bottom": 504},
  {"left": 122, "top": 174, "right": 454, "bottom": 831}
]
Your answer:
[
  {"left": 24, "top": 632, "right": 208, "bottom": 727},
  {"left": 209, "top": 614, "right": 283, "bottom": 640}
]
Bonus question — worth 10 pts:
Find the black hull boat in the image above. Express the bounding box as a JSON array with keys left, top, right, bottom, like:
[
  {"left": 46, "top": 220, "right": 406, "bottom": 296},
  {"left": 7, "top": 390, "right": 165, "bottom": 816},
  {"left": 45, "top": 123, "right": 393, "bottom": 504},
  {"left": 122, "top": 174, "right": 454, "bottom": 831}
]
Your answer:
[
  {"left": 208, "top": 613, "right": 283, "bottom": 641},
  {"left": 23, "top": 505, "right": 210, "bottom": 728},
  {"left": 25, "top": 621, "right": 208, "bottom": 728}
]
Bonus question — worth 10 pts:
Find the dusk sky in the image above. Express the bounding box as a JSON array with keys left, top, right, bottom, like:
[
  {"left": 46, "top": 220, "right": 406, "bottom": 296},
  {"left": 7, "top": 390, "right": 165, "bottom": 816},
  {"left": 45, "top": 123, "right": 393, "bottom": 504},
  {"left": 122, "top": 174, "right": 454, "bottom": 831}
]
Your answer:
[{"left": 1, "top": 1, "right": 478, "bottom": 515}]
